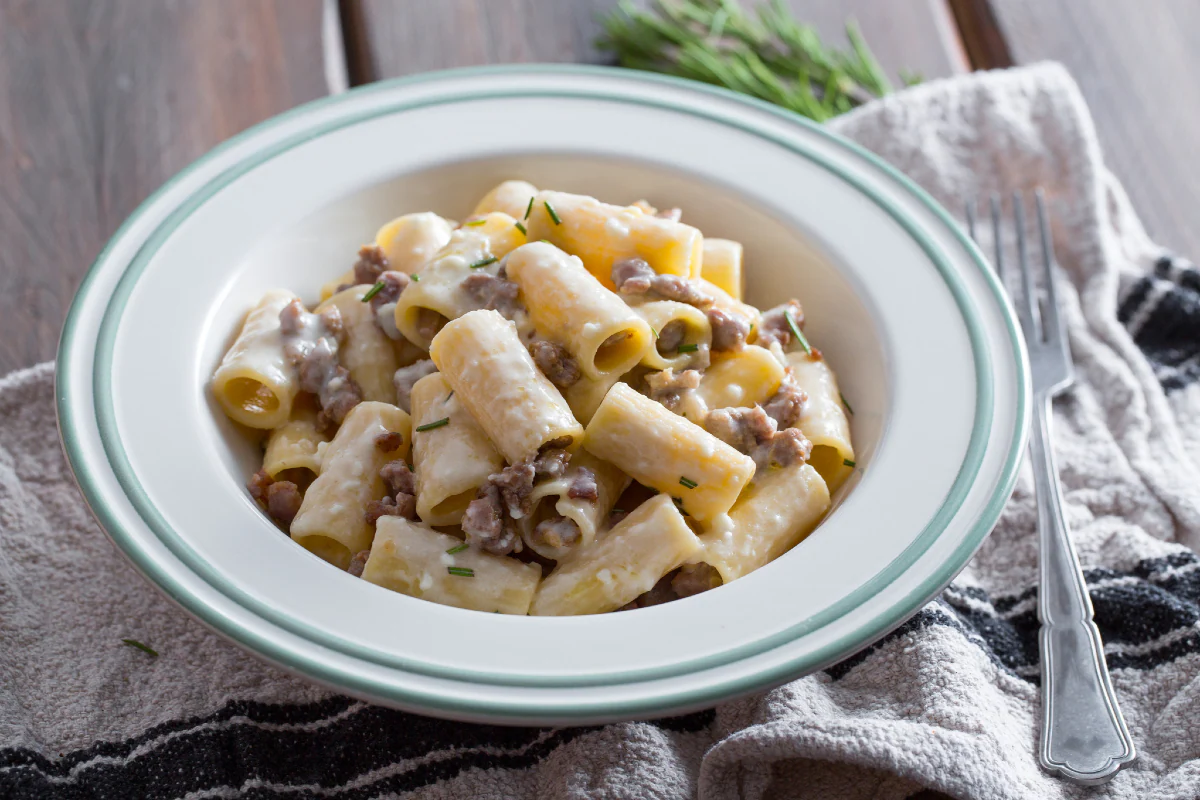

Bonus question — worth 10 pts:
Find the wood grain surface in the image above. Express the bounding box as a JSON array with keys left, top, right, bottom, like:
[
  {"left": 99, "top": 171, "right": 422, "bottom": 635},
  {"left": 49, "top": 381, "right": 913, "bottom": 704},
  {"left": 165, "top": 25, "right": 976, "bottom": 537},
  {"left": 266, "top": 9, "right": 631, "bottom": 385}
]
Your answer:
[
  {"left": 968, "top": 0, "right": 1200, "bottom": 258},
  {"left": 344, "top": 0, "right": 967, "bottom": 84},
  {"left": 0, "top": 0, "right": 328, "bottom": 374}
]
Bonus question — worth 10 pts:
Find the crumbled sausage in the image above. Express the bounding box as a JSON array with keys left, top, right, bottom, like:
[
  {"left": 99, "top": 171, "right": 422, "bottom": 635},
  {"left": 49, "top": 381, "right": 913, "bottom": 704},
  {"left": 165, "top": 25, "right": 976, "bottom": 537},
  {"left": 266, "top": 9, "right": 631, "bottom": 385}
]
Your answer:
[
  {"left": 247, "top": 469, "right": 302, "bottom": 527},
  {"left": 566, "top": 466, "right": 598, "bottom": 501},
  {"left": 392, "top": 359, "right": 437, "bottom": 414},
  {"left": 619, "top": 573, "right": 678, "bottom": 610},
  {"left": 348, "top": 549, "right": 371, "bottom": 577},
  {"left": 607, "top": 508, "right": 630, "bottom": 528},
  {"left": 353, "top": 245, "right": 389, "bottom": 286},
  {"left": 534, "top": 449, "right": 571, "bottom": 480},
  {"left": 530, "top": 340, "right": 581, "bottom": 389},
  {"left": 369, "top": 270, "right": 409, "bottom": 311},
  {"left": 490, "top": 461, "right": 537, "bottom": 519},
  {"left": 611, "top": 257, "right": 713, "bottom": 307},
  {"left": 672, "top": 562, "right": 721, "bottom": 597},
  {"left": 645, "top": 368, "right": 702, "bottom": 414},
  {"left": 707, "top": 307, "right": 749, "bottom": 352},
  {"left": 541, "top": 435, "right": 574, "bottom": 452},
  {"left": 374, "top": 431, "right": 404, "bottom": 452},
  {"left": 462, "top": 483, "right": 523, "bottom": 555},
  {"left": 656, "top": 320, "right": 686, "bottom": 354},
  {"left": 532, "top": 516, "right": 582, "bottom": 549},
  {"left": 704, "top": 405, "right": 812, "bottom": 471},
  {"left": 415, "top": 308, "right": 448, "bottom": 342},
  {"left": 366, "top": 460, "right": 418, "bottom": 525},
  {"left": 755, "top": 300, "right": 804, "bottom": 349},
  {"left": 762, "top": 375, "right": 807, "bottom": 430},
  {"left": 462, "top": 268, "right": 525, "bottom": 321},
  {"left": 280, "top": 300, "right": 363, "bottom": 429}
]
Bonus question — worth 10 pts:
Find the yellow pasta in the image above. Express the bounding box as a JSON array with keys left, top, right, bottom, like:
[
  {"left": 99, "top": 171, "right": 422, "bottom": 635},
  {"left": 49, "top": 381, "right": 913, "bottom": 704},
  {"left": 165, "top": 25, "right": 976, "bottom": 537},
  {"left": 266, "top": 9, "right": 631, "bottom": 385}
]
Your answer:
[
  {"left": 524, "top": 190, "right": 703, "bottom": 289},
  {"left": 212, "top": 289, "right": 300, "bottom": 430},
  {"left": 631, "top": 300, "right": 712, "bottom": 372},
  {"left": 430, "top": 309, "right": 584, "bottom": 463},
  {"left": 700, "top": 238, "right": 744, "bottom": 300},
  {"left": 697, "top": 345, "right": 785, "bottom": 410},
  {"left": 410, "top": 372, "right": 504, "bottom": 526},
  {"left": 320, "top": 212, "right": 454, "bottom": 300},
  {"left": 699, "top": 464, "right": 830, "bottom": 583},
  {"left": 584, "top": 383, "right": 755, "bottom": 522},
  {"left": 364, "top": 517, "right": 540, "bottom": 614},
  {"left": 317, "top": 285, "right": 398, "bottom": 403},
  {"left": 788, "top": 352, "right": 855, "bottom": 493},
  {"left": 472, "top": 180, "right": 539, "bottom": 218},
  {"left": 289, "top": 402, "right": 411, "bottom": 570},
  {"left": 530, "top": 495, "right": 701, "bottom": 615},
  {"left": 504, "top": 242, "right": 653, "bottom": 379},
  {"left": 262, "top": 404, "right": 328, "bottom": 484}
]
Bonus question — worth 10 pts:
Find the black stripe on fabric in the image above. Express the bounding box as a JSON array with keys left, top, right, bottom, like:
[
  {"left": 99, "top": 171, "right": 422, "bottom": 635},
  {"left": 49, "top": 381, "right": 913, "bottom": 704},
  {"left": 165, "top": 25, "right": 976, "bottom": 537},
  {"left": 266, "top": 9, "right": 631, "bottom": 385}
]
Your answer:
[
  {"left": 1116, "top": 275, "right": 1154, "bottom": 325},
  {"left": 0, "top": 703, "right": 712, "bottom": 800}
]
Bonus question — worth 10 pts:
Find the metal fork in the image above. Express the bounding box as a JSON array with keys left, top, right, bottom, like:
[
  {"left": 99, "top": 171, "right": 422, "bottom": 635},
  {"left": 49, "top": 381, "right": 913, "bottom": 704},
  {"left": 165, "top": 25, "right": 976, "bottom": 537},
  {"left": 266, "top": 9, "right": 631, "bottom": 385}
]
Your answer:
[{"left": 968, "top": 192, "right": 1136, "bottom": 785}]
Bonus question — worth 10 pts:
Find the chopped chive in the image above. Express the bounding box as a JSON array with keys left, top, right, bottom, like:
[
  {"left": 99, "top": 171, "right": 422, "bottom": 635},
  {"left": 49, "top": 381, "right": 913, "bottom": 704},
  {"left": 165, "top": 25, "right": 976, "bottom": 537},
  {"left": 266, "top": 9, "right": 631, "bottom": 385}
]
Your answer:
[
  {"left": 463, "top": 218, "right": 487, "bottom": 227},
  {"left": 785, "top": 310, "right": 811, "bottom": 355},
  {"left": 416, "top": 417, "right": 450, "bottom": 432},
  {"left": 515, "top": 221, "right": 527, "bottom": 235},
  {"left": 446, "top": 543, "right": 469, "bottom": 555},
  {"left": 448, "top": 566, "right": 475, "bottom": 577},
  {"left": 470, "top": 256, "right": 498, "bottom": 269},
  {"left": 544, "top": 200, "right": 562, "bottom": 225},
  {"left": 651, "top": 326, "right": 659, "bottom": 339},
  {"left": 840, "top": 391, "right": 854, "bottom": 415},
  {"left": 677, "top": 343, "right": 699, "bottom": 353},
  {"left": 611, "top": 508, "right": 625, "bottom": 514},
  {"left": 539, "top": 239, "right": 550, "bottom": 244},
  {"left": 524, "top": 196, "right": 534, "bottom": 220},
  {"left": 411, "top": 274, "right": 420, "bottom": 282},
  {"left": 844, "top": 458, "right": 856, "bottom": 468},
  {"left": 122, "top": 639, "right": 158, "bottom": 657},
  {"left": 361, "top": 281, "right": 385, "bottom": 302},
  {"left": 749, "top": 323, "right": 755, "bottom": 333},
  {"left": 679, "top": 476, "right": 698, "bottom": 489},
  {"left": 446, "top": 390, "right": 454, "bottom": 401}
]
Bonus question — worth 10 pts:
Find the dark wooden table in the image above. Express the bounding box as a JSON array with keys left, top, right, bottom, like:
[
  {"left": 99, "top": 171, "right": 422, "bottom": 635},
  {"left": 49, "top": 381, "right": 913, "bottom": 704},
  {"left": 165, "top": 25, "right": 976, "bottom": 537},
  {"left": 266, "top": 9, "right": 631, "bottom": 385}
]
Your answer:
[{"left": 0, "top": 1, "right": 1194, "bottom": 789}]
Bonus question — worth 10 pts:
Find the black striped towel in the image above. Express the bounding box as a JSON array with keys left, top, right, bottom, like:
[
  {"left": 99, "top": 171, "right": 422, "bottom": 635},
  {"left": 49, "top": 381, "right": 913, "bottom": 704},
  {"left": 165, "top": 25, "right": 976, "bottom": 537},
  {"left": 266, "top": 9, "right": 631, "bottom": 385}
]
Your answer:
[{"left": 3, "top": 63, "right": 1199, "bottom": 799}]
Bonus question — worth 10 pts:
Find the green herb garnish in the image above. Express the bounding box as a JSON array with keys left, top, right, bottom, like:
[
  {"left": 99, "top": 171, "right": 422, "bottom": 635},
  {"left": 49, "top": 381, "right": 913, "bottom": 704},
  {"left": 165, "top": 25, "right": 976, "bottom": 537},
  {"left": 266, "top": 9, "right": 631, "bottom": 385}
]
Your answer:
[
  {"left": 651, "top": 326, "right": 659, "bottom": 339},
  {"left": 544, "top": 200, "right": 562, "bottom": 225},
  {"left": 361, "top": 281, "right": 385, "bottom": 302},
  {"left": 524, "top": 196, "right": 535, "bottom": 220},
  {"left": 597, "top": 1, "right": 907, "bottom": 123},
  {"left": 411, "top": 274, "right": 420, "bottom": 282},
  {"left": 840, "top": 391, "right": 854, "bottom": 415},
  {"left": 122, "top": 639, "right": 158, "bottom": 657},
  {"left": 470, "top": 256, "right": 499, "bottom": 269},
  {"left": 416, "top": 417, "right": 450, "bottom": 432},
  {"left": 843, "top": 458, "right": 856, "bottom": 468},
  {"left": 464, "top": 218, "right": 487, "bottom": 227},
  {"left": 446, "top": 390, "right": 454, "bottom": 402},
  {"left": 785, "top": 310, "right": 811, "bottom": 355},
  {"left": 446, "top": 543, "right": 469, "bottom": 555},
  {"left": 679, "top": 476, "right": 698, "bottom": 489},
  {"left": 515, "top": 221, "right": 527, "bottom": 235},
  {"left": 677, "top": 343, "right": 699, "bottom": 353},
  {"left": 448, "top": 566, "right": 476, "bottom": 577}
]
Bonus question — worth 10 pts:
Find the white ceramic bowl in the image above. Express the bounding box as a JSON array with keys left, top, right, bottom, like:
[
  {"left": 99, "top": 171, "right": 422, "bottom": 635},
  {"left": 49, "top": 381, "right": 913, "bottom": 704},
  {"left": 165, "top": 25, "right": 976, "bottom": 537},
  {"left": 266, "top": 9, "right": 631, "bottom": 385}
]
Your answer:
[{"left": 57, "top": 66, "right": 1029, "bottom": 725}]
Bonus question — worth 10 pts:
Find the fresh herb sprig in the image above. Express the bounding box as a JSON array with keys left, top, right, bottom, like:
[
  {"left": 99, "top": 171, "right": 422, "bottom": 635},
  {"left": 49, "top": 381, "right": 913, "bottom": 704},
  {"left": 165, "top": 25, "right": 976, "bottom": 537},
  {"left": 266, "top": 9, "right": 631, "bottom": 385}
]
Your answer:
[
  {"left": 122, "top": 638, "right": 158, "bottom": 657},
  {"left": 598, "top": 0, "right": 915, "bottom": 123},
  {"left": 416, "top": 417, "right": 450, "bottom": 432}
]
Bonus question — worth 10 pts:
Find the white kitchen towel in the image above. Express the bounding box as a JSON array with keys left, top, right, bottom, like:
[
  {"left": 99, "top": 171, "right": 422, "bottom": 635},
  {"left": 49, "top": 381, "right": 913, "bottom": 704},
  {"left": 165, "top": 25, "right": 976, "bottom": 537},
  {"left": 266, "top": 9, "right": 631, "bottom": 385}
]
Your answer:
[{"left": 3, "top": 62, "right": 1200, "bottom": 800}]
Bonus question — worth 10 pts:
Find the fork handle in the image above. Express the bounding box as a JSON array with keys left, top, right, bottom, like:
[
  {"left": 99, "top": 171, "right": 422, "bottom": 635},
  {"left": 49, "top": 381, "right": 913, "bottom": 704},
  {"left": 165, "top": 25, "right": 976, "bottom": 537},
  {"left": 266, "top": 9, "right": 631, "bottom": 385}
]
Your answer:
[{"left": 1032, "top": 393, "right": 1136, "bottom": 784}]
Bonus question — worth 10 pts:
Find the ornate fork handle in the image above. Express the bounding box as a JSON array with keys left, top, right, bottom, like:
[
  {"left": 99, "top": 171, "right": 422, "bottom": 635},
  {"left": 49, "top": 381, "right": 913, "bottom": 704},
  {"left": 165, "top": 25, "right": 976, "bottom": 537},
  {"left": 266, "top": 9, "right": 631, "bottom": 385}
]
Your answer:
[{"left": 1033, "top": 393, "right": 1136, "bottom": 784}]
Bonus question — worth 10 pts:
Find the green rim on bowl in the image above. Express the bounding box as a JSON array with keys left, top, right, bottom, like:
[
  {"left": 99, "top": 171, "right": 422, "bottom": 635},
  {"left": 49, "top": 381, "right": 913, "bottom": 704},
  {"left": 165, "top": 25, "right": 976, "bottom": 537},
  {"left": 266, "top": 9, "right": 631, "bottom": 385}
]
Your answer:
[{"left": 57, "top": 65, "right": 1030, "bottom": 721}]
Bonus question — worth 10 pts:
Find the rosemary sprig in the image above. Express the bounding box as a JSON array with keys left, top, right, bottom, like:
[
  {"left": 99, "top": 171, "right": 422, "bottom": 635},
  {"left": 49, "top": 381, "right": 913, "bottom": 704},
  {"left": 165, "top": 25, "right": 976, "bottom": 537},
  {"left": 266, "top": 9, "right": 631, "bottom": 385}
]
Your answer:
[{"left": 597, "top": 0, "right": 910, "bottom": 123}]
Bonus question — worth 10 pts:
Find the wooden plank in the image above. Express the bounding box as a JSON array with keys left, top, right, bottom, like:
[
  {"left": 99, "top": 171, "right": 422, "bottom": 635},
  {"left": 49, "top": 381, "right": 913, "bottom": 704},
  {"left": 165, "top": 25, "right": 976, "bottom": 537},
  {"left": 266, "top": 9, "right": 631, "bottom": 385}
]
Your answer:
[
  {"left": 968, "top": 0, "right": 1200, "bottom": 258},
  {"left": 0, "top": 0, "right": 329, "bottom": 375},
  {"left": 346, "top": 0, "right": 967, "bottom": 84}
]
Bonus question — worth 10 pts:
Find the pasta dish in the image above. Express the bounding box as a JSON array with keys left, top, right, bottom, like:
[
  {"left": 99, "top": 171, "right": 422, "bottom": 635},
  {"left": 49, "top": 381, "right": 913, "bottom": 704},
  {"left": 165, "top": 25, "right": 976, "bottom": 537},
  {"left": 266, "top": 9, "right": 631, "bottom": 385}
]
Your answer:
[{"left": 211, "top": 181, "right": 855, "bottom": 615}]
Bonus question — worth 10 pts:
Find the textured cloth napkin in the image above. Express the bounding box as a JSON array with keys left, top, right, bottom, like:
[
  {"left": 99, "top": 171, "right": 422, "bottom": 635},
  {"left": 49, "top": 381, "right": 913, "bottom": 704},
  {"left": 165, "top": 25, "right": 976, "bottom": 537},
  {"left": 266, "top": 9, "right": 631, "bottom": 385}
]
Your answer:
[{"left": 4, "top": 62, "right": 1200, "bottom": 800}]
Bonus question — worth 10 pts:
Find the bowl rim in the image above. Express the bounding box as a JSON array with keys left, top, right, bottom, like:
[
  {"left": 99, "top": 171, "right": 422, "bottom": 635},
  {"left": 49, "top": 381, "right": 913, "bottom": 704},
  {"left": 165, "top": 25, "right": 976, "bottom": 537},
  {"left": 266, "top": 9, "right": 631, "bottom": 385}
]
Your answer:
[{"left": 57, "top": 64, "right": 1030, "bottom": 720}]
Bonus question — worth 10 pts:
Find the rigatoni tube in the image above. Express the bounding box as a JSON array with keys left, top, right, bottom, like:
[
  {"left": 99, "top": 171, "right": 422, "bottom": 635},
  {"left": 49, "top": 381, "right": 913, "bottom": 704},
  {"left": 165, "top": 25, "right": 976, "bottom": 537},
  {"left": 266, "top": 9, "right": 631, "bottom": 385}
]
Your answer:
[
  {"left": 699, "top": 464, "right": 830, "bottom": 583},
  {"left": 788, "top": 352, "right": 855, "bottom": 493},
  {"left": 696, "top": 345, "right": 785, "bottom": 410},
  {"left": 317, "top": 285, "right": 399, "bottom": 403},
  {"left": 583, "top": 383, "right": 755, "bottom": 522},
  {"left": 212, "top": 289, "right": 301, "bottom": 430},
  {"left": 700, "top": 238, "right": 744, "bottom": 300},
  {"left": 363, "top": 517, "right": 541, "bottom": 614},
  {"left": 290, "top": 401, "right": 411, "bottom": 570},
  {"left": 410, "top": 372, "right": 504, "bottom": 526},
  {"left": 530, "top": 495, "right": 701, "bottom": 615},
  {"left": 504, "top": 241, "right": 653, "bottom": 379},
  {"left": 429, "top": 309, "right": 584, "bottom": 463}
]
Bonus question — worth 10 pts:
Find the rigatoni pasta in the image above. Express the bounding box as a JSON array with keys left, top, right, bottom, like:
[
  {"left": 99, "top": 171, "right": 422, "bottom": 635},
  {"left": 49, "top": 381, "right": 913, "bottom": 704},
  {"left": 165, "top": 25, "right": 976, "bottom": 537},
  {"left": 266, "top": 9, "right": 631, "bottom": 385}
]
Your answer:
[{"left": 212, "top": 180, "right": 854, "bottom": 615}]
